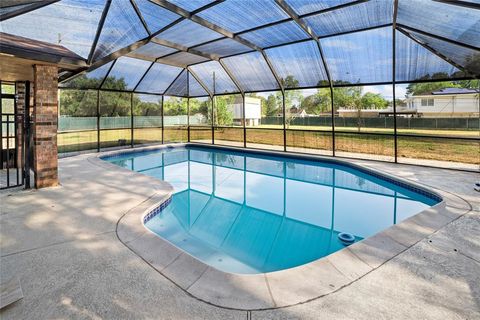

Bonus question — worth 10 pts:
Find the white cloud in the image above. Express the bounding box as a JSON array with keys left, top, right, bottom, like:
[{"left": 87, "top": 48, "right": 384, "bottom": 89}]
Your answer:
[
  {"left": 363, "top": 85, "right": 408, "bottom": 100},
  {"left": 396, "top": 84, "right": 408, "bottom": 99},
  {"left": 363, "top": 85, "right": 393, "bottom": 101}
]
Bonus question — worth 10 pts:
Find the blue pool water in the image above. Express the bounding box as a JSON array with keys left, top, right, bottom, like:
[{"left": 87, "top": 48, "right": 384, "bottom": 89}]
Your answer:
[{"left": 104, "top": 146, "right": 439, "bottom": 274}]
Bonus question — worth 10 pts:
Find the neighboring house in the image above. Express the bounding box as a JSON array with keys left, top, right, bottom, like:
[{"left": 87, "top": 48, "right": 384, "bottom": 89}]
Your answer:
[
  {"left": 404, "top": 88, "right": 479, "bottom": 117},
  {"left": 288, "top": 106, "right": 308, "bottom": 118},
  {"left": 229, "top": 96, "right": 261, "bottom": 126}
]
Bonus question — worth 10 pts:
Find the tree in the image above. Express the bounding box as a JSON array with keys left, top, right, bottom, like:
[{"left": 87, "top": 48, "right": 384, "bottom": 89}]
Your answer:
[
  {"left": 213, "top": 95, "right": 235, "bottom": 125},
  {"left": 60, "top": 76, "right": 133, "bottom": 117},
  {"left": 283, "top": 76, "right": 303, "bottom": 107},
  {"left": 263, "top": 94, "right": 280, "bottom": 116},
  {"left": 163, "top": 97, "right": 187, "bottom": 116},
  {"left": 406, "top": 81, "right": 459, "bottom": 96},
  {"left": 405, "top": 80, "right": 479, "bottom": 97},
  {"left": 395, "top": 98, "right": 406, "bottom": 108},
  {"left": 300, "top": 89, "right": 331, "bottom": 115},
  {"left": 99, "top": 90, "right": 131, "bottom": 116},
  {"left": 64, "top": 73, "right": 105, "bottom": 90},
  {"left": 133, "top": 97, "right": 161, "bottom": 116},
  {"left": 360, "top": 92, "right": 389, "bottom": 110},
  {"left": 456, "top": 79, "right": 479, "bottom": 89},
  {"left": 195, "top": 98, "right": 212, "bottom": 123},
  {"left": 60, "top": 90, "right": 98, "bottom": 116},
  {"left": 332, "top": 86, "right": 362, "bottom": 110},
  {"left": 278, "top": 76, "right": 304, "bottom": 127},
  {"left": 186, "top": 97, "right": 211, "bottom": 125},
  {"left": 464, "top": 53, "right": 480, "bottom": 77}
]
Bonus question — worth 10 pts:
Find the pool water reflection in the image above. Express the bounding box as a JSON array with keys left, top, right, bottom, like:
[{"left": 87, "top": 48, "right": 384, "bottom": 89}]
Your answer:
[{"left": 106, "top": 146, "right": 438, "bottom": 274}]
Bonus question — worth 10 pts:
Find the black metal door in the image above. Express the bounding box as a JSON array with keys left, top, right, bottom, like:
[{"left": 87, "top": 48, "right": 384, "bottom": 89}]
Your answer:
[{"left": 1, "top": 81, "right": 26, "bottom": 189}]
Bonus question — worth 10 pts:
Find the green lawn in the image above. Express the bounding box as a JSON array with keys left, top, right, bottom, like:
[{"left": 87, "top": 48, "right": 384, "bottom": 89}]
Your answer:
[{"left": 57, "top": 127, "right": 479, "bottom": 165}]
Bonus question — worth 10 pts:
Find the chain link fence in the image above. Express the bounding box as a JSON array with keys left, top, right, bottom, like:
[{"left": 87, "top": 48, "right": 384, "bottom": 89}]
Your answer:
[{"left": 261, "top": 116, "right": 479, "bottom": 130}]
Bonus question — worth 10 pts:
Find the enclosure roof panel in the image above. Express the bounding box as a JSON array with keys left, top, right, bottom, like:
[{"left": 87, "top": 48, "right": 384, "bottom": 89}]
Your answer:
[
  {"left": 239, "top": 21, "right": 309, "bottom": 49},
  {"left": 92, "top": 0, "right": 149, "bottom": 61},
  {"left": 284, "top": 0, "right": 355, "bottom": 16},
  {"left": 189, "top": 73, "right": 209, "bottom": 97},
  {"left": 157, "top": 52, "right": 210, "bottom": 67},
  {"left": 166, "top": 0, "right": 215, "bottom": 12},
  {"left": 59, "top": 61, "right": 114, "bottom": 89},
  {"left": 303, "top": 0, "right": 393, "bottom": 38},
  {"left": 265, "top": 40, "right": 328, "bottom": 88},
  {"left": 128, "top": 42, "right": 179, "bottom": 61},
  {"left": 397, "top": 0, "right": 480, "bottom": 49},
  {"left": 4, "top": 0, "right": 475, "bottom": 96},
  {"left": 154, "top": 19, "right": 224, "bottom": 48},
  {"left": 395, "top": 30, "right": 466, "bottom": 82},
  {"left": 135, "top": 0, "right": 181, "bottom": 33},
  {"left": 222, "top": 51, "right": 280, "bottom": 92},
  {"left": 193, "top": 38, "right": 253, "bottom": 58},
  {"left": 321, "top": 26, "right": 393, "bottom": 84},
  {"left": 101, "top": 56, "right": 152, "bottom": 90},
  {"left": 166, "top": 69, "right": 188, "bottom": 96},
  {"left": 135, "top": 62, "right": 183, "bottom": 94},
  {"left": 189, "top": 61, "right": 239, "bottom": 94},
  {"left": 195, "top": 0, "right": 289, "bottom": 33},
  {"left": 406, "top": 30, "right": 480, "bottom": 77},
  {"left": 0, "top": 0, "right": 104, "bottom": 59}
]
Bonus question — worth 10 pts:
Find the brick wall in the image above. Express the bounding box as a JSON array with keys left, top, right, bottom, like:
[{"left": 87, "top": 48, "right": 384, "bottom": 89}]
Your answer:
[{"left": 33, "top": 65, "right": 58, "bottom": 188}]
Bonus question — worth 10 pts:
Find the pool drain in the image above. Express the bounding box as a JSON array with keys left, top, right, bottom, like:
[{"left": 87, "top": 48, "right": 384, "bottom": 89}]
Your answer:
[{"left": 338, "top": 232, "right": 355, "bottom": 245}]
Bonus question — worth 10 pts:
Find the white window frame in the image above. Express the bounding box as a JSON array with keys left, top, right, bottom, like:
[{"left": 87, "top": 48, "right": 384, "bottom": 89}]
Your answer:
[{"left": 421, "top": 98, "right": 434, "bottom": 107}]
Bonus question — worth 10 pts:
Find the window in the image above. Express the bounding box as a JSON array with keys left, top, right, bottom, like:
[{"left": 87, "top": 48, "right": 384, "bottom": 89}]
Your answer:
[{"left": 421, "top": 98, "right": 434, "bottom": 107}]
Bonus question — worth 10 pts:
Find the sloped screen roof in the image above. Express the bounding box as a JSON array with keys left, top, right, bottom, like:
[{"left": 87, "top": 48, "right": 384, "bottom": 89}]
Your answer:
[{"left": 2, "top": 0, "right": 479, "bottom": 97}]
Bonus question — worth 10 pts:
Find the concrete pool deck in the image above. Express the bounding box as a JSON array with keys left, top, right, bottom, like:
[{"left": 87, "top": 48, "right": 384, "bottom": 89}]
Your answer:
[{"left": 1, "top": 144, "right": 479, "bottom": 319}]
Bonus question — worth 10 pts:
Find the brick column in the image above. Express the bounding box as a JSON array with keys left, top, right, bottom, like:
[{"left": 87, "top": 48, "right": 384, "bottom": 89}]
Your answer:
[{"left": 33, "top": 65, "right": 58, "bottom": 188}]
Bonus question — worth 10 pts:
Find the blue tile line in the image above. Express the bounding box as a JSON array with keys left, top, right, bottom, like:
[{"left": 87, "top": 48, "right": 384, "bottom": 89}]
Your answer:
[{"left": 143, "top": 196, "right": 172, "bottom": 224}]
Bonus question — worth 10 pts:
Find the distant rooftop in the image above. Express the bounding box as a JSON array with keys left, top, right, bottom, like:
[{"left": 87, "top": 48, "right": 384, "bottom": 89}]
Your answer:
[{"left": 431, "top": 88, "right": 480, "bottom": 95}]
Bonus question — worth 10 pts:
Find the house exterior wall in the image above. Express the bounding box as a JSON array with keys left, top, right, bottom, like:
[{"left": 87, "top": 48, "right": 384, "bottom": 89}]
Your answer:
[
  {"left": 407, "top": 94, "right": 479, "bottom": 115},
  {"left": 229, "top": 97, "right": 261, "bottom": 121},
  {"left": 244, "top": 101, "right": 261, "bottom": 120}
]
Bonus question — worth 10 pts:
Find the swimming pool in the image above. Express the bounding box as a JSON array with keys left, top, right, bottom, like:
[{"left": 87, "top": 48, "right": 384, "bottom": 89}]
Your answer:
[{"left": 104, "top": 145, "right": 439, "bottom": 274}]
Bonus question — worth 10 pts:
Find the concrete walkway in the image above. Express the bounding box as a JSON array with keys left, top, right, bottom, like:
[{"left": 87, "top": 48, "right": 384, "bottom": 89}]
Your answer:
[{"left": 1, "top": 150, "right": 479, "bottom": 319}]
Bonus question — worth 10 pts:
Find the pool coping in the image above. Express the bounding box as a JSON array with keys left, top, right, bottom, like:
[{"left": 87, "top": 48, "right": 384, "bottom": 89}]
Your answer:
[{"left": 88, "top": 143, "right": 471, "bottom": 311}]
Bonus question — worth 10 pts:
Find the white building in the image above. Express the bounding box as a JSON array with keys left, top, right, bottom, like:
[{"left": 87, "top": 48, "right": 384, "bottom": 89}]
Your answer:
[
  {"left": 405, "top": 88, "right": 479, "bottom": 117},
  {"left": 229, "top": 96, "right": 262, "bottom": 126},
  {"left": 288, "top": 106, "right": 308, "bottom": 118}
]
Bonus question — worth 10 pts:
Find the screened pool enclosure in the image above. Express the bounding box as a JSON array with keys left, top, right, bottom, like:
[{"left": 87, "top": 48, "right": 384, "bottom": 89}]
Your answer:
[{"left": 2, "top": 0, "right": 479, "bottom": 170}]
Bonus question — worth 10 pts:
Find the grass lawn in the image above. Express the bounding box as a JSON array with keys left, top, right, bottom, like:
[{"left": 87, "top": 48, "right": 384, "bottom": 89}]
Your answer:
[
  {"left": 261, "top": 124, "right": 480, "bottom": 137},
  {"left": 58, "top": 126, "right": 479, "bottom": 165}
]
